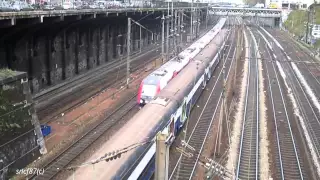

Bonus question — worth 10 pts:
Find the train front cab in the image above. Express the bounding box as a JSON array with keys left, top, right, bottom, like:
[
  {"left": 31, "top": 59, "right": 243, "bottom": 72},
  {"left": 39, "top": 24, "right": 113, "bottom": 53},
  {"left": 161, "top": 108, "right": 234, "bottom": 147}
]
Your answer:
[{"left": 137, "top": 82, "right": 161, "bottom": 108}]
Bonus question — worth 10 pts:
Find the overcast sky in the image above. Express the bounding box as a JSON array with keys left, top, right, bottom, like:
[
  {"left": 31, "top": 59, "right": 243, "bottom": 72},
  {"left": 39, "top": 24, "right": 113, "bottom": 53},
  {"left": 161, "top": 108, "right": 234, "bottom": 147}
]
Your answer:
[{"left": 213, "top": 0, "right": 244, "bottom": 4}]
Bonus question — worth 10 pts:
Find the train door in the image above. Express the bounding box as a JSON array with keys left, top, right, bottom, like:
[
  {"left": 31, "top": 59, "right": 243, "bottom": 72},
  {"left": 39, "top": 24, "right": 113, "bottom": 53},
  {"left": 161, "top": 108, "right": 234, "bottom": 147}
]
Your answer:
[
  {"left": 170, "top": 115, "right": 175, "bottom": 137},
  {"left": 202, "top": 75, "right": 206, "bottom": 89},
  {"left": 181, "top": 98, "right": 187, "bottom": 122},
  {"left": 207, "top": 67, "right": 212, "bottom": 81}
]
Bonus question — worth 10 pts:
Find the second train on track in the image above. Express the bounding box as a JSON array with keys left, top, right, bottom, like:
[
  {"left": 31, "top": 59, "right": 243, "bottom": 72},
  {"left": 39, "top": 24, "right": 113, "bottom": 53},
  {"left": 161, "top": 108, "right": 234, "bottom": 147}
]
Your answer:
[
  {"left": 67, "top": 17, "right": 228, "bottom": 180},
  {"left": 137, "top": 19, "right": 226, "bottom": 107}
]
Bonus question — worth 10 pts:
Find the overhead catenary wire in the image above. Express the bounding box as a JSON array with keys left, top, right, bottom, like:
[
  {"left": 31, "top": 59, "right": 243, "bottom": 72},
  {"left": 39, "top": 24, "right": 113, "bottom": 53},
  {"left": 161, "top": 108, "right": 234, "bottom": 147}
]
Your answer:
[
  {"left": 65, "top": 139, "right": 154, "bottom": 171},
  {"left": 8, "top": 12, "right": 215, "bottom": 177},
  {"left": 0, "top": 43, "right": 172, "bottom": 175},
  {"left": 1, "top": 21, "right": 204, "bottom": 173}
]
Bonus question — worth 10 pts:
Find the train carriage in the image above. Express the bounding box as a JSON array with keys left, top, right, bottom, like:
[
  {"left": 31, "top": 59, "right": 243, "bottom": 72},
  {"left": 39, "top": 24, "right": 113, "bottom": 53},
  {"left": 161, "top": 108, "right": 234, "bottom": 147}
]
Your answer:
[
  {"left": 67, "top": 18, "right": 227, "bottom": 180},
  {"left": 137, "top": 19, "right": 226, "bottom": 107},
  {"left": 124, "top": 20, "right": 228, "bottom": 180}
]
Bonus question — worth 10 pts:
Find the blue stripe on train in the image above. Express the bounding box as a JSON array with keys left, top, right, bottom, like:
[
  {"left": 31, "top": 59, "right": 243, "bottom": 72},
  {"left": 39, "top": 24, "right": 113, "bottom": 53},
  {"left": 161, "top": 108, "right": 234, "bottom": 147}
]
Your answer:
[{"left": 138, "top": 156, "right": 155, "bottom": 180}]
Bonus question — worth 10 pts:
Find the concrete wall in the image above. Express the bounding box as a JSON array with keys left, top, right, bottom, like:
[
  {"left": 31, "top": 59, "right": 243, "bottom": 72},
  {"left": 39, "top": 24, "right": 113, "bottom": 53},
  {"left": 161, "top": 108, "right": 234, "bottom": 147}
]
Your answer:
[
  {"left": 0, "top": 72, "right": 41, "bottom": 180},
  {"left": 0, "top": 13, "right": 161, "bottom": 94}
]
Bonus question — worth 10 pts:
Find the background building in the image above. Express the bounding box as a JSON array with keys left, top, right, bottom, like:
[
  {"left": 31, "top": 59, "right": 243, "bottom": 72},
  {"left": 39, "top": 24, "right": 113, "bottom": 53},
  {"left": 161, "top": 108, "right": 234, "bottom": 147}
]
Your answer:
[{"left": 266, "top": 0, "right": 319, "bottom": 9}]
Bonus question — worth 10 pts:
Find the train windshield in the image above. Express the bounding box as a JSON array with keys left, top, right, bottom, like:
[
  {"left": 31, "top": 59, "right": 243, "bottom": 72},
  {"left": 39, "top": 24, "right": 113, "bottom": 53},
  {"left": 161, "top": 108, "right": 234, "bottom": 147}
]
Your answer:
[{"left": 141, "top": 85, "right": 157, "bottom": 98}]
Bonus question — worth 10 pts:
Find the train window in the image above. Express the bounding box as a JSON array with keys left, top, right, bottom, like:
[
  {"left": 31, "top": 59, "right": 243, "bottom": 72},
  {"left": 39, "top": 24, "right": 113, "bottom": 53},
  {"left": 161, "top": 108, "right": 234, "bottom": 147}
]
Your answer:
[{"left": 141, "top": 85, "right": 157, "bottom": 97}]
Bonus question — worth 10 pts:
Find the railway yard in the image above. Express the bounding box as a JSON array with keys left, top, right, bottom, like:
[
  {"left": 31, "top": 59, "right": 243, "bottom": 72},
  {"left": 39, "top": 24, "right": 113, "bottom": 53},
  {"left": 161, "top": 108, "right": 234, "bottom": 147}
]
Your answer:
[{"left": 3, "top": 13, "right": 320, "bottom": 180}]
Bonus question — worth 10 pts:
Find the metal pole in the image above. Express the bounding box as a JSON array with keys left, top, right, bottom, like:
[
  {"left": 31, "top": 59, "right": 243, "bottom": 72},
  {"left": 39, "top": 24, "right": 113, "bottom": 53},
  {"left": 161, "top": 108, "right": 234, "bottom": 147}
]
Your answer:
[
  {"left": 306, "top": 9, "right": 310, "bottom": 43},
  {"left": 196, "top": 2, "right": 199, "bottom": 38},
  {"left": 181, "top": 10, "right": 183, "bottom": 44},
  {"left": 218, "top": 51, "right": 226, "bottom": 155},
  {"left": 171, "top": 1, "right": 174, "bottom": 49},
  {"left": 162, "top": 14, "right": 165, "bottom": 64},
  {"left": 152, "top": 32, "right": 154, "bottom": 44},
  {"left": 174, "top": 9, "right": 177, "bottom": 55},
  {"left": 114, "top": 44, "right": 121, "bottom": 99},
  {"left": 140, "top": 26, "right": 142, "bottom": 53},
  {"left": 155, "top": 132, "right": 169, "bottom": 180},
  {"left": 190, "top": 0, "right": 193, "bottom": 41},
  {"left": 177, "top": 10, "right": 181, "bottom": 52},
  {"left": 206, "top": 5, "right": 208, "bottom": 29},
  {"left": 166, "top": 2, "right": 170, "bottom": 61},
  {"left": 126, "top": 18, "right": 131, "bottom": 89}
]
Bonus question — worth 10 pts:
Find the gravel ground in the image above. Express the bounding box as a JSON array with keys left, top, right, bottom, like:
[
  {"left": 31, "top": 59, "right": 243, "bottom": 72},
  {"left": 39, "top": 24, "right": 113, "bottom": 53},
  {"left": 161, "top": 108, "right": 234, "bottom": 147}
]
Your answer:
[
  {"left": 192, "top": 27, "right": 240, "bottom": 179},
  {"left": 226, "top": 29, "right": 249, "bottom": 173},
  {"left": 15, "top": 24, "right": 217, "bottom": 180},
  {"left": 13, "top": 58, "right": 160, "bottom": 180},
  {"left": 257, "top": 27, "right": 317, "bottom": 179},
  {"left": 54, "top": 105, "right": 141, "bottom": 180},
  {"left": 168, "top": 25, "right": 239, "bottom": 180},
  {"left": 257, "top": 43, "right": 270, "bottom": 180}
]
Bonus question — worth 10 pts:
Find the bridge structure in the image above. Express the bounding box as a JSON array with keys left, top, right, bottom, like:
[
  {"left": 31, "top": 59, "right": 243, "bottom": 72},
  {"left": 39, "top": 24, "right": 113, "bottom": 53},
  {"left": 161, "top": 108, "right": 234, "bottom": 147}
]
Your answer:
[
  {"left": 0, "top": 6, "right": 204, "bottom": 26},
  {"left": 210, "top": 7, "right": 282, "bottom": 17}
]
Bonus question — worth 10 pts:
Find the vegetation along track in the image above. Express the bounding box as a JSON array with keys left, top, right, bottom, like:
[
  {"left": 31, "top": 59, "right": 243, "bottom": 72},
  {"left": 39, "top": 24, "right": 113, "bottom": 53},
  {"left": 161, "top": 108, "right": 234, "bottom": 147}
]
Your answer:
[
  {"left": 253, "top": 29, "right": 306, "bottom": 180},
  {"left": 169, "top": 25, "right": 236, "bottom": 180},
  {"left": 30, "top": 95, "right": 138, "bottom": 180}
]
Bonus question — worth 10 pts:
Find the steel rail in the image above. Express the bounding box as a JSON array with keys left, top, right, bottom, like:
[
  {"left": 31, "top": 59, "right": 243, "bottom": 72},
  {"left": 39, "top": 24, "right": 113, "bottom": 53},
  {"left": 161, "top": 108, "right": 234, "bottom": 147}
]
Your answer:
[
  {"left": 235, "top": 27, "right": 259, "bottom": 180},
  {"left": 274, "top": 31, "right": 320, "bottom": 97},
  {"left": 255, "top": 28, "right": 307, "bottom": 179},
  {"left": 262, "top": 26, "right": 320, "bottom": 170},
  {"left": 29, "top": 95, "right": 137, "bottom": 180},
  {"left": 257, "top": 32, "right": 304, "bottom": 180},
  {"left": 169, "top": 22, "right": 237, "bottom": 180}
]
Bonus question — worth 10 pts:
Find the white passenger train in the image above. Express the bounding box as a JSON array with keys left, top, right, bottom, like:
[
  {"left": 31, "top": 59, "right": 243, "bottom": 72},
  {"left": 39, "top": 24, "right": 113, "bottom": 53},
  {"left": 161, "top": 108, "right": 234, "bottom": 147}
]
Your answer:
[
  {"left": 137, "top": 19, "right": 227, "bottom": 106},
  {"left": 67, "top": 18, "right": 227, "bottom": 180},
  {"left": 123, "top": 19, "right": 228, "bottom": 179}
]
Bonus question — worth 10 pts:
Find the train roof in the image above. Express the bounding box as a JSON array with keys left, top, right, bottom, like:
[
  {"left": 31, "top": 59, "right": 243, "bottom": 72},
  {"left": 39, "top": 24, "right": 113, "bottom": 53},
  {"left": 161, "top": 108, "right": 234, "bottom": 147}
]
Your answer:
[
  {"left": 66, "top": 18, "right": 228, "bottom": 180},
  {"left": 158, "top": 29, "right": 227, "bottom": 101},
  {"left": 142, "top": 74, "right": 161, "bottom": 85},
  {"left": 143, "top": 56, "right": 183, "bottom": 84}
]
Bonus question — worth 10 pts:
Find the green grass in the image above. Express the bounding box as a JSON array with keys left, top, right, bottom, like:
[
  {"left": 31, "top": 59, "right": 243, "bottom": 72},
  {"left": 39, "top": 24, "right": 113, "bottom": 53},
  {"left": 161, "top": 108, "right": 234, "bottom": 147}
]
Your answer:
[
  {"left": 284, "top": 10, "right": 308, "bottom": 37},
  {"left": 284, "top": 7, "right": 320, "bottom": 48},
  {"left": 0, "top": 69, "right": 15, "bottom": 79}
]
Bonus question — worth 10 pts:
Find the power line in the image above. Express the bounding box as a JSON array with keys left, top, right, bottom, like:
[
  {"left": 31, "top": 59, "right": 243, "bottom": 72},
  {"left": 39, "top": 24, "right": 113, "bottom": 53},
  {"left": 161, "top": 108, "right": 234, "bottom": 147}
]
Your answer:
[
  {"left": 176, "top": 142, "right": 235, "bottom": 179},
  {"left": 65, "top": 139, "right": 154, "bottom": 171}
]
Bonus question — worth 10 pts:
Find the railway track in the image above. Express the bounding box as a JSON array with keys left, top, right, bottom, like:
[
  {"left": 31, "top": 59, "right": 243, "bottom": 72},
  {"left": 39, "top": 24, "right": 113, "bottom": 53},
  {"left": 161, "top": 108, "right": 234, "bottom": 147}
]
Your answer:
[
  {"left": 30, "top": 95, "right": 138, "bottom": 180},
  {"left": 271, "top": 30, "right": 320, "bottom": 99},
  {"left": 28, "top": 23, "right": 220, "bottom": 180},
  {"left": 35, "top": 44, "right": 161, "bottom": 122},
  {"left": 252, "top": 29, "right": 306, "bottom": 179},
  {"left": 35, "top": 24, "right": 215, "bottom": 123},
  {"left": 169, "top": 23, "right": 236, "bottom": 180},
  {"left": 255, "top": 27, "right": 319, "bottom": 179},
  {"left": 235, "top": 28, "right": 259, "bottom": 179},
  {"left": 260, "top": 27, "right": 320, "bottom": 178}
]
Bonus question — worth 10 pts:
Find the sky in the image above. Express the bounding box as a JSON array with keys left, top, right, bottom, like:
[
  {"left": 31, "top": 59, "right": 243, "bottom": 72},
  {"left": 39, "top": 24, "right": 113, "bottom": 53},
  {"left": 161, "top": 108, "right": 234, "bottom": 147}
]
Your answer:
[{"left": 212, "top": 0, "right": 244, "bottom": 4}]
